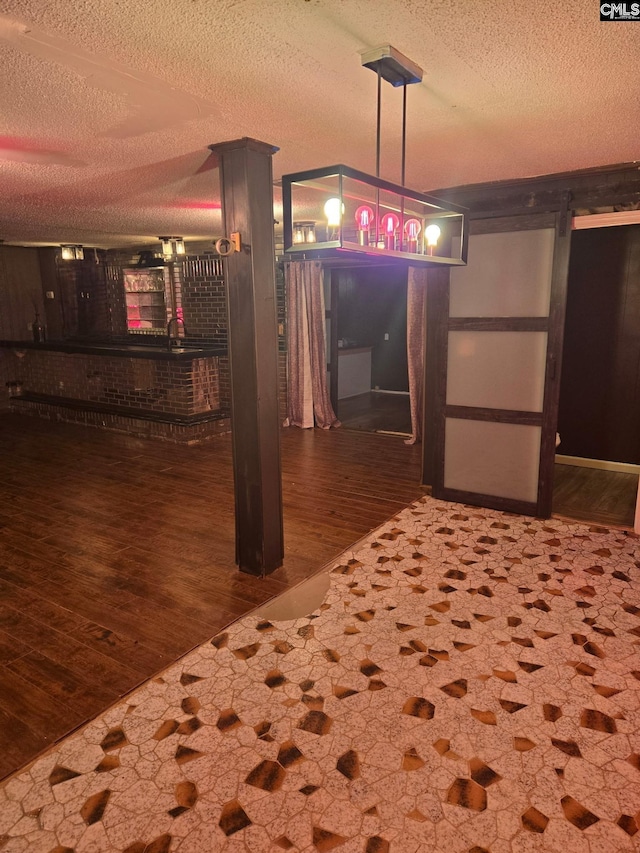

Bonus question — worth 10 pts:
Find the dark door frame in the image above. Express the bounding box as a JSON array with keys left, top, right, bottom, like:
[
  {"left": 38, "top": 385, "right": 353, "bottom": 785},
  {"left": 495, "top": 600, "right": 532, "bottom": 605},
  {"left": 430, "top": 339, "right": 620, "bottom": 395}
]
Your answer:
[{"left": 423, "top": 206, "right": 572, "bottom": 518}]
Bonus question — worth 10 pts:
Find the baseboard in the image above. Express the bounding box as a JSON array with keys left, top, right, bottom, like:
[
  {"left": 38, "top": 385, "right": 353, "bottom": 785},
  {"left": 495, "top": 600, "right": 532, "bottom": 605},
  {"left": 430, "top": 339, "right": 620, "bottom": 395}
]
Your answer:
[
  {"left": 555, "top": 454, "right": 640, "bottom": 475},
  {"left": 372, "top": 389, "right": 410, "bottom": 396}
]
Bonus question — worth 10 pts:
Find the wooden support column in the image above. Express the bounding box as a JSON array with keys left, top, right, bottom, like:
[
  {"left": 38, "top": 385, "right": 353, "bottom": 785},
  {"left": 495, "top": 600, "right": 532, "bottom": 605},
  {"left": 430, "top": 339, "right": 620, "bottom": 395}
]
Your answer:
[
  {"left": 208, "top": 138, "right": 284, "bottom": 575},
  {"left": 421, "top": 268, "right": 449, "bottom": 487}
]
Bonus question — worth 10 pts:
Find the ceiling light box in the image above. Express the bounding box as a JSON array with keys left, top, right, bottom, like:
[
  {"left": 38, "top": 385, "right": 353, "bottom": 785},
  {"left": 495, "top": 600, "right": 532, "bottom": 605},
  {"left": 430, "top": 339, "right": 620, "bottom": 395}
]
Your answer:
[{"left": 282, "top": 164, "right": 468, "bottom": 268}]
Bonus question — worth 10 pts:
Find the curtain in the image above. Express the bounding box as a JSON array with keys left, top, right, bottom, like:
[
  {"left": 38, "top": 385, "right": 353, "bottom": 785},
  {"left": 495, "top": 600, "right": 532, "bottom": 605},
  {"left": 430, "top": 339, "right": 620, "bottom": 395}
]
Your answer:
[
  {"left": 405, "top": 266, "right": 427, "bottom": 445},
  {"left": 285, "top": 260, "right": 340, "bottom": 430}
]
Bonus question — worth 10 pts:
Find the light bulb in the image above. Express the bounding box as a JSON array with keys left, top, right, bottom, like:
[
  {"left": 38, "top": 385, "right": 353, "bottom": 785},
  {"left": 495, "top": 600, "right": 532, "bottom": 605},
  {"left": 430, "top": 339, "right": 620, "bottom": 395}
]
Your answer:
[
  {"left": 425, "top": 224, "right": 441, "bottom": 247},
  {"left": 355, "top": 205, "right": 374, "bottom": 230},
  {"left": 405, "top": 219, "right": 422, "bottom": 239},
  {"left": 381, "top": 212, "right": 400, "bottom": 234},
  {"left": 324, "top": 197, "right": 343, "bottom": 228},
  {"left": 355, "top": 205, "right": 373, "bottom": 245},
  {"left": 380, "top": 213, "right": 400, "bottom": 250},
  {"left": 404, "top": 218, "right": 422, "bottom": 253},
  {"left": 293, "top": 223, "right": 305, "bottom": 244}
]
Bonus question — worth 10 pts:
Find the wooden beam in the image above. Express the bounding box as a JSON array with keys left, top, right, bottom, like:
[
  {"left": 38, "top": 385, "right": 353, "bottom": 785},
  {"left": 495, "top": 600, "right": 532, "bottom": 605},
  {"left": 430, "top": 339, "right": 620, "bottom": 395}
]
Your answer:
[
  {"left": 429, "top": 162, "right": 640, "bottom": 217},
  {"left": 208, "top": 138, "right": 284, "bottom": 575}
]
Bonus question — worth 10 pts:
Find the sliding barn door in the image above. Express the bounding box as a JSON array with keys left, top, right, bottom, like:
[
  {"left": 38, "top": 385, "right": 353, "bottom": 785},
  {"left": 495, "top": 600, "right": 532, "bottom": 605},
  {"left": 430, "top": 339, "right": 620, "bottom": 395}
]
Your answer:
[{"left": 429, "top": 213, "right": 571, "bottom": 517}]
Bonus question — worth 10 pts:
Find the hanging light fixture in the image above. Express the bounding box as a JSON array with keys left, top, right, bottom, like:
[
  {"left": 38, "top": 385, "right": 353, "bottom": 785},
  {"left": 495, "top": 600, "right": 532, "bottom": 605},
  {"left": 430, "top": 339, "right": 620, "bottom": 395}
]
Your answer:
[
  {"left": 282, "top": 45, "right": 468, "bottom": 268},
  {"left": 159, "top": 237, "right": 186, "bottom": 258},
  {"left": 293, "top": 222, "right": 316, "bottom": 244},
  {"left": 60, "top": 244, "right": 84, "bottom": 260}
]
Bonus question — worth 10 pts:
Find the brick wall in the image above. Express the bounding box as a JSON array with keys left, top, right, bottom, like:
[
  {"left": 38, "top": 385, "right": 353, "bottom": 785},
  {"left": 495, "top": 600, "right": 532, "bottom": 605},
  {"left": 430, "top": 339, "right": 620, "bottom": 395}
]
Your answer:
[
  {"left": 17, "top": 350, "right": 222, "bottom": 418},
  {"left": 180, "top": 254, "right": 227, "bottom": 345}
]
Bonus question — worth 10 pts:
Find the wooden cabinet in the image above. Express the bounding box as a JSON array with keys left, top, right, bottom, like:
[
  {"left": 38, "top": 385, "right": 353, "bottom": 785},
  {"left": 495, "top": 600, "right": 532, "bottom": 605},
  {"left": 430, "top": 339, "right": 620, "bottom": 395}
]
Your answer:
[{"left": 54, "top": 256, "right": 110, "bottom": 339}]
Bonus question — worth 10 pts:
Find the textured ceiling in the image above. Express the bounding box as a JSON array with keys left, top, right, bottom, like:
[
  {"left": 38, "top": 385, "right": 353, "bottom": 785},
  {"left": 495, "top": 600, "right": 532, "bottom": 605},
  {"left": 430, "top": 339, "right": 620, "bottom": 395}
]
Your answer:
[{"left": 0, "top": 0, "right": 638, "bottom": 248}]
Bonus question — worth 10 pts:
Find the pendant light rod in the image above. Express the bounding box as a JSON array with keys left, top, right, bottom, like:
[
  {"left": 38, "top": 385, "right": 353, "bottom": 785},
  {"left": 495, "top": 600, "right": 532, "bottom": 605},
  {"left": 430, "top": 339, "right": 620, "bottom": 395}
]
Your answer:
[
  {"left": 361, "top": 44, "right": 422, "bottom": 187},
  {"left": 376, "top": 65, "right": 382, "bottom": 179},
  {"left": 401, "top": 81, "right": 407, "bottom": 187}
]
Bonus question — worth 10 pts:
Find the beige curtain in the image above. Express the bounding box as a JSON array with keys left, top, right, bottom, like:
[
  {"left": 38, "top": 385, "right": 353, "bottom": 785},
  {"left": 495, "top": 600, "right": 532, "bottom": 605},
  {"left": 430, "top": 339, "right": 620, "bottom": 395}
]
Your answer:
[
  {"left": 405, "top": 266, "right": 427, "bottom": 445},
  {"left": 285, "top": 260, "right": 340, "bottom": 430}
]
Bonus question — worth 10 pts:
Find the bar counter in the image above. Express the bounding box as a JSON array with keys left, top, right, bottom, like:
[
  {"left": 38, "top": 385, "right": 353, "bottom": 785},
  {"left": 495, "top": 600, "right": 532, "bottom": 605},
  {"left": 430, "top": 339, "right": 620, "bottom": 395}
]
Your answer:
[
  {"left": 1, "top": 339, "right": 230, "bottom": 443},
  {"left": 0, "top": 338, "right": 226, "bottom": 360}
]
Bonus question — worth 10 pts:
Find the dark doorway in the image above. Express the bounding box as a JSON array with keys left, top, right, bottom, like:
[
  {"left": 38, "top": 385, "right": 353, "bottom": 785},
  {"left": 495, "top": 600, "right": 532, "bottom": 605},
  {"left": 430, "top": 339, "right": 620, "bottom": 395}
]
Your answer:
[
  {"left": 554, "top": 222, "right": 640, "bottom": 528},
  {"left": 558, "top": 224, "right": 640, "bottom": 464},
  {"left": 335, "top": 267, "right": 410, "bottom": 434}
]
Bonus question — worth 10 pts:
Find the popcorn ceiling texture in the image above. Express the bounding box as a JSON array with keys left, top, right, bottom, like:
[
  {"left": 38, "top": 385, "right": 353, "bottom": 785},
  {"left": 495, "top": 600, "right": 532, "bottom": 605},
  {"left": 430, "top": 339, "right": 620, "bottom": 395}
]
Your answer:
[
  {"left": 0, "top": 0, "right": 638, "bottom": 248},
  {"left": 1, "top": 495, "right": 640, "bottom": 852}
]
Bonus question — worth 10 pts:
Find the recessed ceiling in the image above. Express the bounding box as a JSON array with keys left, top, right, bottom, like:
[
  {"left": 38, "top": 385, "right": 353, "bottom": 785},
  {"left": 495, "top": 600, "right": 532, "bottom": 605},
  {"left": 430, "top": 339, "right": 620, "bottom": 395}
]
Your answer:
[{"left": 1, "top": 0, "right": 638, "bottom": 248}]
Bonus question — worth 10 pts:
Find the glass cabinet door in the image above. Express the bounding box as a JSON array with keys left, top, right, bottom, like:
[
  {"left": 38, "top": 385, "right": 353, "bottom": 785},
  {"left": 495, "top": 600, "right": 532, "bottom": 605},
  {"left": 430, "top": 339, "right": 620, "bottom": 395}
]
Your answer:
[{"left": 123, "top": 268, "right": 169, "bottom": 333}]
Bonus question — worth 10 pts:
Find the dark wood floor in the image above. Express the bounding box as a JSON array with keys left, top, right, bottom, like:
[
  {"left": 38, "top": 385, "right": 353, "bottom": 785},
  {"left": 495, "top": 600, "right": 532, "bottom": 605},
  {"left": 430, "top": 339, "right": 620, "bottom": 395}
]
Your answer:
[
  {"left": 338, "top": 391, "right": 412, "bottom": 434},
  {"left": 336, "top": 393, "right": 639, "bottom": 530},
  {"left": 0, "top": 413, "right": 425, "bottom": 781},
  {"left": 552, "top": 463, "right": 638, "bottom": 528}
]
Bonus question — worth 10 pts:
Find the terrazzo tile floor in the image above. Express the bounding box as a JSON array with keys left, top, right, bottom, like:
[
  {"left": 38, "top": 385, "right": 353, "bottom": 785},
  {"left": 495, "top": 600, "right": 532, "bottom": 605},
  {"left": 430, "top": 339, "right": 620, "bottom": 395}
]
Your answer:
[{"left": 2, "top": 495, "right": 640, "bottom": 852}]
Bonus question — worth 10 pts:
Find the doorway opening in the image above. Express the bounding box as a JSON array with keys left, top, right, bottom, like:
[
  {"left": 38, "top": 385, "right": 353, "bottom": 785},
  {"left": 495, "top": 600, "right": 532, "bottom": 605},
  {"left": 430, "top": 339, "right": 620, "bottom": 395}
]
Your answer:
[
  {"left": 331, "top": 267, "right": 411, "bottom": 436},
  {"left": 553, "top": 218, "right": 640, "bottom": 528}
]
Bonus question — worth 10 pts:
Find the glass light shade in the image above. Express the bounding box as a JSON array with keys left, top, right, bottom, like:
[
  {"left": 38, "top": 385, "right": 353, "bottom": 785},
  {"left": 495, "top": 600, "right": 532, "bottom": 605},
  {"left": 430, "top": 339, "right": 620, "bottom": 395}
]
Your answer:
[
  {"left": 159, "top": 237, "right": 185, "bottom": 257},
  {"left": 294, "top": 222, "right": 316, "bottom": 243},
  {"left": 61, "top": 244, "right": 83, "bottom": 260}
]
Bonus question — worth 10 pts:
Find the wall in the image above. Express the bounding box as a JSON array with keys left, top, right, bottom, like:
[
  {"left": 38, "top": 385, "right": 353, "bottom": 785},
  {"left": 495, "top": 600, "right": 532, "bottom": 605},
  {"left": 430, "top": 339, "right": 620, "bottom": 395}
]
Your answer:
[
  {"left": 0, "top": 246, "right": 44, "bottom": 340},
  {"left": 0, "top": 246, "right": 45, "bottom": 406},
  {"left": 337, "top": 267, "right": 408, "bottom": 393}
]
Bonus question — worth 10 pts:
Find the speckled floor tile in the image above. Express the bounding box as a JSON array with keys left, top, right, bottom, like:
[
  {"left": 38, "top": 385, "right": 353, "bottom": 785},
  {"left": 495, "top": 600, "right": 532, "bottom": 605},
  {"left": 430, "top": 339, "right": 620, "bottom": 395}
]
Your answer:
[{"left": 1, "top": 496, "right": 640, "bottom": 852}]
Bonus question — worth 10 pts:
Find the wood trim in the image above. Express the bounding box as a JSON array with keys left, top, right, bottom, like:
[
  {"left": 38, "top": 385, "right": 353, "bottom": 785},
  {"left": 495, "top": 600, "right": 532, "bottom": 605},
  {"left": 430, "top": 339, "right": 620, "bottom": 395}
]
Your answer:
[
  {"left": 429, "top": 163, "right": 640, "bottom": 215},
  {"left": 445, "top": 406, "right": 542, "bottom": 426},
  {"left": 329, "top": 271, "right": 339, "bottom": 412},
  {"left": 537, "top": 210, "right": 572, "bottom": 517},
  {"left": 422, "top": 268, "right": 449, "bottom": 487},
  {"left": 437, "top": 486, "right": 538, "bottom": 517},
  {"left": 556, "top": 454, "right": 640, "bottom": 475},
  {"left": 448, "top": 317, "right": 549, "bottom": 332},
  {"left": 573, "top": 210, "right": 640, "bottom": 230},
  {"left": 470, "top": 213, "right": 558, "bottom": 233}
]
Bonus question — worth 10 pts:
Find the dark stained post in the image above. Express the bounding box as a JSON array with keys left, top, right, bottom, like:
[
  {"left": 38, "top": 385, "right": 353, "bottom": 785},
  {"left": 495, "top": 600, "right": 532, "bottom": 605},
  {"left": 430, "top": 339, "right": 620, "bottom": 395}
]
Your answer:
[{"left": 208, "top": 138, "right": 284, "bottom": 575}]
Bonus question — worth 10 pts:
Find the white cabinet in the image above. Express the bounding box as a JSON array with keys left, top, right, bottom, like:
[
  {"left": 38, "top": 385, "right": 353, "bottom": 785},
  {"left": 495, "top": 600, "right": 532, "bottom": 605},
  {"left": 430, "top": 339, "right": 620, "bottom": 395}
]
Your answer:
[{"left": 338, "top": 347, "right": 372, "bottom": 399}]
